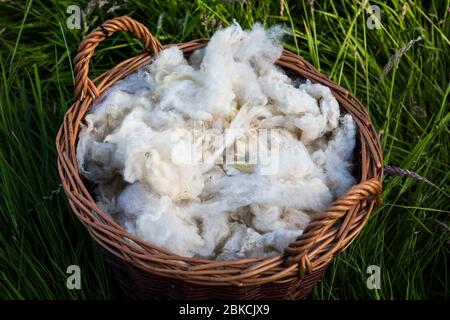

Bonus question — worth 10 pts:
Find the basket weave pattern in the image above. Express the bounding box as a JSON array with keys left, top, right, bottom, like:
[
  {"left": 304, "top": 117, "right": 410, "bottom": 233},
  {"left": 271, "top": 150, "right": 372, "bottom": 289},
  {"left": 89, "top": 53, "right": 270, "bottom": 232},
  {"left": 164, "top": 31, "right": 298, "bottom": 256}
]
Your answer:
[{"left": 56, "top": 16, "right": 383, "bottom": 299}]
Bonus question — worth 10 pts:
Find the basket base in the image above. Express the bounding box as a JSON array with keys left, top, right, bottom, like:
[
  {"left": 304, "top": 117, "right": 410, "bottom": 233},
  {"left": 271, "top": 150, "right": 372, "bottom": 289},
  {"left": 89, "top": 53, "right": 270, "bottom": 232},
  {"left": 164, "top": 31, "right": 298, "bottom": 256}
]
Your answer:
[{"left": 102, "top": 249, "right": 326, "bottom": 300}]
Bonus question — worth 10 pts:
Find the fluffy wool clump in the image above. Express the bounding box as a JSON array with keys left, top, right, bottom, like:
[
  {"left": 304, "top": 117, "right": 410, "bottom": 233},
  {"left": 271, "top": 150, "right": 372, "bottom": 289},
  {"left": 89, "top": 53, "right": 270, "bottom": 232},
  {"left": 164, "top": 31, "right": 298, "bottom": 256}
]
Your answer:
[{"left": 77, "top": 23, "right": 357, "bottom": 260}]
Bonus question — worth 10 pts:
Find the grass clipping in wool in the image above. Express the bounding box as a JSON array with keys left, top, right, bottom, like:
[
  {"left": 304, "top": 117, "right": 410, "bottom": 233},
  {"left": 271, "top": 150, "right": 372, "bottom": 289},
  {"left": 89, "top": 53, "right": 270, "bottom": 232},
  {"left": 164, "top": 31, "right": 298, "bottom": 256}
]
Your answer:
[{"left": 76, "top": 23, "right": 356, "bottom": 260}]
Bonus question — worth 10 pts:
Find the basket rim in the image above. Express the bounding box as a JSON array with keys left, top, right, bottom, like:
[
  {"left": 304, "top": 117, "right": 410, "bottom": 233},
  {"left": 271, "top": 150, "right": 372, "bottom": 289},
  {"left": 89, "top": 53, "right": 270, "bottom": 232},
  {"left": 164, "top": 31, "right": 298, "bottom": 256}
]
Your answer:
[{"left": 56, "top": 16, "right": 383, "bottom": 286}]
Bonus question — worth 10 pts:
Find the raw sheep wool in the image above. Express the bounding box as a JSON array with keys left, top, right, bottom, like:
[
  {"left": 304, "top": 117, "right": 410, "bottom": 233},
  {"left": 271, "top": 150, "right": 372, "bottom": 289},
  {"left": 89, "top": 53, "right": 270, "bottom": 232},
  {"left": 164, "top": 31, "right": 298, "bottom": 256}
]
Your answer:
[{"left": 77, "top": 23, "right": 357, "bottom": 260}]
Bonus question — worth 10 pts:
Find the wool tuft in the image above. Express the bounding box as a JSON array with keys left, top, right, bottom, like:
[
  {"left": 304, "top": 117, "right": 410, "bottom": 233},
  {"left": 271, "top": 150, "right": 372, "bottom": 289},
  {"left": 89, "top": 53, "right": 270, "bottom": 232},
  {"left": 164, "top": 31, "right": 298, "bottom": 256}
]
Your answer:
[{"left": 77, "top": 23, "right": 357, "bottom": 260}]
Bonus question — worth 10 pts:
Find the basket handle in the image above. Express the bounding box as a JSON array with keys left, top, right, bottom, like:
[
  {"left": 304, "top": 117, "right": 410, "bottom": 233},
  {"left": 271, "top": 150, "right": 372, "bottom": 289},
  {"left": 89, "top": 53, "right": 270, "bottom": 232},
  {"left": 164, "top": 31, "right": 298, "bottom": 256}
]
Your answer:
[
  {"left": 284, "top": 178, "right": 382, "bottom": 278},
  {"left": 73, "top": 16, "right": 162, "bottom": 100}
]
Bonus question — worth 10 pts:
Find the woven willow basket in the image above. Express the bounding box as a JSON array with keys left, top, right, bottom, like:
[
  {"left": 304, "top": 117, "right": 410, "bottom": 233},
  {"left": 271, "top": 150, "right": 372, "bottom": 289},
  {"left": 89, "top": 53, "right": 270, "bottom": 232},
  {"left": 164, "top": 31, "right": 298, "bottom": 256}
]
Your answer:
[{"left": 56, "top": 16, "right": 383, "bottom": 300}]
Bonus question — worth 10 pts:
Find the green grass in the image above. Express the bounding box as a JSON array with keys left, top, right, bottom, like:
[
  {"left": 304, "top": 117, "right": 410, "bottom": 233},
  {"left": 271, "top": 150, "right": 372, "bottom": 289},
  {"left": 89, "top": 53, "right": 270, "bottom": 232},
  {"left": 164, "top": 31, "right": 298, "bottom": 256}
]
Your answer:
[{"left": 0, "top": 0, "right": 448, "bottom": 299}]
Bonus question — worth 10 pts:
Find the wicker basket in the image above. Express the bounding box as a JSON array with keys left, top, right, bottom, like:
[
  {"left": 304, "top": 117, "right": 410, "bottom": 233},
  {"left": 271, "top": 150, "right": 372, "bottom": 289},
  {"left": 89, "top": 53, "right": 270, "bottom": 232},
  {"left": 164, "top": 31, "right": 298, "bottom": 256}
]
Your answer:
[{"left": 56, "top": 16, "right": 383, "bottom": 300}]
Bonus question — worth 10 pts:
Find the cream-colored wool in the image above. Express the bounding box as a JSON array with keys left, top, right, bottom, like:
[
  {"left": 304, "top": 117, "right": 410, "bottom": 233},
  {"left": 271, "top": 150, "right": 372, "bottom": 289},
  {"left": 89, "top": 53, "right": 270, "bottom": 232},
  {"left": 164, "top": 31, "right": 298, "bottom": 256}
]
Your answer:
[{"left": 77, "top": 23, "right": 357, "bottom": 260}]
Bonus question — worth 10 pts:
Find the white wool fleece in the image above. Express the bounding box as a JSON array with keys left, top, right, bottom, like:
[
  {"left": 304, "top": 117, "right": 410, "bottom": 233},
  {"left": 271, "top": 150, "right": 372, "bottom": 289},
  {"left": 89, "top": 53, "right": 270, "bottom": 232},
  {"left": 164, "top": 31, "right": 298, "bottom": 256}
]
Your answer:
[{"left": 77, "top": 23, "right": 357, "bottom": 259}]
